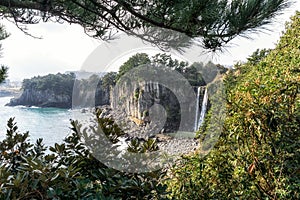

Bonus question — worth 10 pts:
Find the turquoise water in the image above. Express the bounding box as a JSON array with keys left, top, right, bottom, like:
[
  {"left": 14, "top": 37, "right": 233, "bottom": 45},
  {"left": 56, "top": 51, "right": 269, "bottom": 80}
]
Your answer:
[{"left": 0, "top": 97, "right": 92, "bottom": 147}]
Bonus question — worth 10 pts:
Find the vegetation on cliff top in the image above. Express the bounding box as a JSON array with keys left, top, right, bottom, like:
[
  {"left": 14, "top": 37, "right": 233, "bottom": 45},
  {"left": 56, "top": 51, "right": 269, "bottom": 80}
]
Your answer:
[
  {"left": 117, "top": 52, "right": 226, "bottom": 86},
  {"left": 22, "top": 73, "right": 75, "bottom": 95}
]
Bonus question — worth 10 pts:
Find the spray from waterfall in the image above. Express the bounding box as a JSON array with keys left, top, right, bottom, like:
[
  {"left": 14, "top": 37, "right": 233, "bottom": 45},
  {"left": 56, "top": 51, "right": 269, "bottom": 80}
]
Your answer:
[
  {"left": 194, "top": 87, "right": 201, "bottom": 131},
  {"left": 197, "top": 87, "right": 208, "bottom": 129}
]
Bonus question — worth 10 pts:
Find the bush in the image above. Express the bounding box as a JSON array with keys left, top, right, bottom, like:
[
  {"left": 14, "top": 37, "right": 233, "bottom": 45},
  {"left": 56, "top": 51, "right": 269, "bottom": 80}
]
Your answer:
[
  {"left": 167, "top": 12, "right": 300, "bottom": 199},
  {"left": 0, "top": 110, "right": 169, "bottom": 199}
]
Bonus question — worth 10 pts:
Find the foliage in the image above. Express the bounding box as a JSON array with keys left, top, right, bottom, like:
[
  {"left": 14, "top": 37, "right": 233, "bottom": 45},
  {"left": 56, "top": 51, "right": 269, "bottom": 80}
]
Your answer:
[
  {"left": 94, "top": 108, "right": 126, "bottom": 144},
  {"left": 117, "top": 52, "right": 207, "bottom": 86},
  {"left": 0, "top": 65, "right": 8, "bottom": 84},
  {"left": 0, "top": 24, "right": 9, "bottom": 41},
  {"left": 0, "top": 112, "right": 169, "bottom": 199},
  {"left": 151, "top": 53, "right": 188, "bottom": 72},
  {"left": 167, "top": 12, "right": 300, "bottom": 199},
  {"left": 247, "top": 48, "right": 271, "bottom": 65},
  {"left": 151, "top": 53, "right": 207, "bottom": 86},
  {"left": 102, "top": 72, "right": 118, "bottom": 88},
  {"left": 0, "top": 24, "right": 9, "bottom": 84},
  {"left": 117, "top": 53, "right": 151, "bottom": 80},
  {"left": 22, "top": 73, "right": 76, "bottom": 95},
  {"left": 0, "top": 0, "right": 292, "bottom": 51},
  {"left": 191, "top": 61, "right": 228, "bottom": 84},
  {"left": 128, "top": 138, "right": 159, "bottom": 153}
]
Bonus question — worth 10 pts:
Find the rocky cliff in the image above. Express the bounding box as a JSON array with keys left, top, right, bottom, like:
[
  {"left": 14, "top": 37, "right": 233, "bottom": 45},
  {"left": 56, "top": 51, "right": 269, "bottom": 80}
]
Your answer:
[
  {"left": 7, "top": 88, "right": 72, "bottom": 108},
  {"left": 111, "top": 80, "right": 204, "bottom": 133},
  {"left": 6, "top": 73, "right": 110, "bottom": 109}
]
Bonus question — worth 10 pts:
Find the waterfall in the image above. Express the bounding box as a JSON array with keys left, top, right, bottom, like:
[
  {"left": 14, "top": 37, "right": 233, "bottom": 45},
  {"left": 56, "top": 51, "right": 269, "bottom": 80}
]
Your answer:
[
  {"left": 194, "top": 87, "right": 201, "bottom": 131},
  {"left": 156, "top": 82, "right": 159, "bottom": 98},
  {"left": 149, "top": 80, "right": 152, "bottom": 91},
  {"left": 197, "top": 87, "right": 208, "bottom": 129}
]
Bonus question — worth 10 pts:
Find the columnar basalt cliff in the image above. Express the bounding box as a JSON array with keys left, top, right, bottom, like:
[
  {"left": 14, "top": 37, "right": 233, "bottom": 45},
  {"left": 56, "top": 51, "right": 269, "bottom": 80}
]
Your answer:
[{"left": 111, "top": 80, "right": 205, "bottom": 133}]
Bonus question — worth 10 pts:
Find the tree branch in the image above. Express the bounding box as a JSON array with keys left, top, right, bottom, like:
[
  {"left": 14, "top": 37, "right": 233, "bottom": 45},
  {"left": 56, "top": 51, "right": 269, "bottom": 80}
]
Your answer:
[{"left": 0, "top": 0, "right": 45, "bottom": 11}]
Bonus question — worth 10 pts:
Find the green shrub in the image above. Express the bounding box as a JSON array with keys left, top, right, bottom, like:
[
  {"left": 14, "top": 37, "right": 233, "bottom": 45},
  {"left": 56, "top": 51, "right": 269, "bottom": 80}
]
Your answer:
[
  {"left": 0, "top": 111, "right": 169, "bottom": 199},
  {"left": 167, "top": 12, "right": 300, "bottom": 199}
]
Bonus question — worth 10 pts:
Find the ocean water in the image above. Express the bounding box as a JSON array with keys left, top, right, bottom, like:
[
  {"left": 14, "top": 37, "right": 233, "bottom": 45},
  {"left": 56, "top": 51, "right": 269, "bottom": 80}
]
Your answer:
[{"left": 0, "top": 97, "right": 93, "bottom": 147}]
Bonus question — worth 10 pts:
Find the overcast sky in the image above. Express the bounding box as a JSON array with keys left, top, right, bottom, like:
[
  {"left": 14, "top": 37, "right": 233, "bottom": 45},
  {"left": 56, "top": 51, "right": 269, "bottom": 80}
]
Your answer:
[{"left": 0, "top": 3, "right": 299, "bottom": 81}]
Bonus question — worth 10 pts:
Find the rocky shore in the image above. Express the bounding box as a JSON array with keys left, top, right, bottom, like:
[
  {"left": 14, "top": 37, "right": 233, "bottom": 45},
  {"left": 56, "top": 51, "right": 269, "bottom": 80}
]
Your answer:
[{"left": 98, "top": 105, "right": 199, "bottom": 156}]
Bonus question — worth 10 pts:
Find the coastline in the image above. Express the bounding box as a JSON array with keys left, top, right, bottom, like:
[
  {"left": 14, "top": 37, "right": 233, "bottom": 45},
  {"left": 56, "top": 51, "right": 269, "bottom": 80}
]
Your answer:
[{"left": 97, "top": 105, "right": 199, "bottom": 156}]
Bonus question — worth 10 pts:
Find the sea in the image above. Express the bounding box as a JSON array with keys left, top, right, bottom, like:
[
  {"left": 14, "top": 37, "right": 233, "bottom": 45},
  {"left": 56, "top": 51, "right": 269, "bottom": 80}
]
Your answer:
[{"left": 0, "top": 96, "right": 93, "bottom": 147}]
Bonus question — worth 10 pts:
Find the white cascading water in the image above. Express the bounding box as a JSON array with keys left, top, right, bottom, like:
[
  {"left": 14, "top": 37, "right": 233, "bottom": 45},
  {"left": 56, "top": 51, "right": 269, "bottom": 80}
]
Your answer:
[
  {"left": 156, "top": 82, "right": 159, "bottom": 98},
  {"left": 197, "top": 87, "right": 208, "bottom": 130},
  {"left": 194, "top": 87, "right": 201, "bottom": 131}
]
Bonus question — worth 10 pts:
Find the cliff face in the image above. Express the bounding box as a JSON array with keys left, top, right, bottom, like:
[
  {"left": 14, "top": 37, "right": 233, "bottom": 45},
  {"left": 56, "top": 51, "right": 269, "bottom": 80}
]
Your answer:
[
  {"left": 6, "top": 73, "right": 110, "bottom": 109},
  {"left": 111, "top": 81, "right": 201, "bottom": 133},
  {"left": 7, "top": 84, "right": 111, "bottom": 109},
  {"left": 6, "top": 89, "right": 72, "bottom": 108}
]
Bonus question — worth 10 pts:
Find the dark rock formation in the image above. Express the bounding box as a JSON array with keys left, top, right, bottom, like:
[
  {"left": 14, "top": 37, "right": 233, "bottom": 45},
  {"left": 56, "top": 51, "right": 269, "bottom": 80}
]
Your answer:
[{"left": 6, "top": 89, "right": 72, "bottom": 108}]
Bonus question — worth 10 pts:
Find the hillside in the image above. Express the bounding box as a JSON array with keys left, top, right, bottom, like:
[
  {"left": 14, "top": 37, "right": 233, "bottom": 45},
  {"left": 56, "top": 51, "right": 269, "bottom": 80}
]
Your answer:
[{"left": 168, "top": 12, "right": 300, "bottom": 199}]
